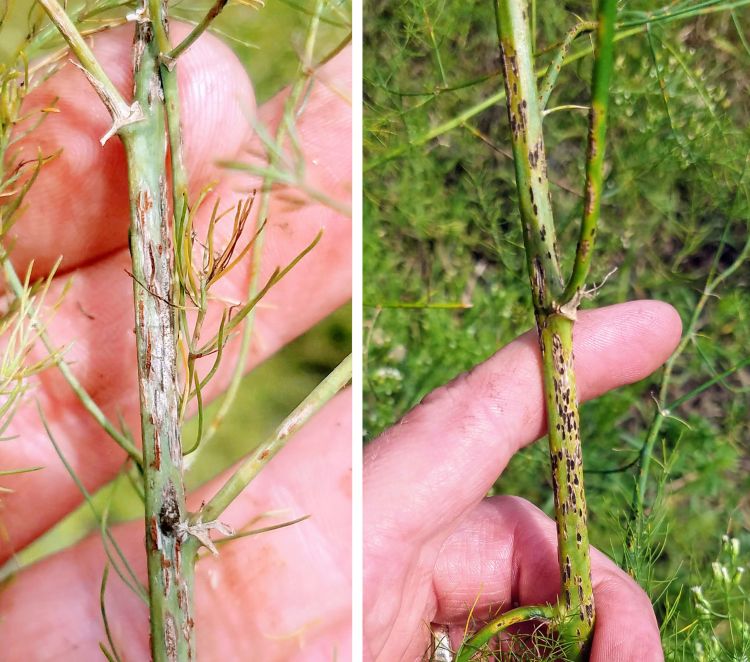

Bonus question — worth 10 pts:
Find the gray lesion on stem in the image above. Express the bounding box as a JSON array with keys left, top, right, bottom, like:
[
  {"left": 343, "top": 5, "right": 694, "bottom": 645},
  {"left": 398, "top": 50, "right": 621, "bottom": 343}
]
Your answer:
[{"left": 125, "top": 10, "right": 196, "bottom": 660}]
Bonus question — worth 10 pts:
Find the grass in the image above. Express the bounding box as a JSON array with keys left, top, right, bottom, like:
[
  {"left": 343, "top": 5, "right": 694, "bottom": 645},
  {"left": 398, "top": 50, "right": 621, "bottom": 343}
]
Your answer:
[{"left": 364, "top": 1, "right": 750, "bottom": 658}]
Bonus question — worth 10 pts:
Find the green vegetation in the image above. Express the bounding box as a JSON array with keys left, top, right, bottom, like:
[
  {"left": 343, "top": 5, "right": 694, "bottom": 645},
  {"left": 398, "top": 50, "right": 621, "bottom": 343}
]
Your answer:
[{"left": 364, "top": 0, "right": 750, "bottom": 658}]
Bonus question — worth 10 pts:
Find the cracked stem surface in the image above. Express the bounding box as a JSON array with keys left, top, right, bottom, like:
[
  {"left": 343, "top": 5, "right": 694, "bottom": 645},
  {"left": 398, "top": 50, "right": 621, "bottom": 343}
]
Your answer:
[{"left": 121, "top": 8, "right": 196, "bottom": 660}]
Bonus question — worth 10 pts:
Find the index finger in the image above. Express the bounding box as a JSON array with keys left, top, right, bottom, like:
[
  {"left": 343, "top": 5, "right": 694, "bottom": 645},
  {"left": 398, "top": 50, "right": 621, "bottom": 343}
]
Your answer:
[{"left": 364, "top": 301, "right": 682, "bottom": 547}]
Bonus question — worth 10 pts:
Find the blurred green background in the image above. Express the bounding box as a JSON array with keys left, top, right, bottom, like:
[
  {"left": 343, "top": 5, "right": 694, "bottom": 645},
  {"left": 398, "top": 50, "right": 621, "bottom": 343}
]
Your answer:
[
  {"left": 0, "top": 0, "right": 351, "bottom": 571},
  {"left": 364, "top": 0, "right": 749, "bottom": 658}
]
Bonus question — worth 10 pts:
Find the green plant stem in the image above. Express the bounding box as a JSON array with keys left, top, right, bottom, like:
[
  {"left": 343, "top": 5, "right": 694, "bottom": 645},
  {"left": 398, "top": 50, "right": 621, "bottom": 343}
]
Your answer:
[
  {"left": 37, "top": 404, "right": 148, "bottom": 602},
  {"left": 149, "top": 0, "right": 190, "bottom": 250},
  {"left": 35, "top": 0, "right": 126, "bottom": 110},
  {"left": 364, "top": 301, "right": 472, "bottom": 310},
  {"left": 489, "top": 0, "right": 618, "bottom": 657},
  {"left": 212, "top": 514, "right": 310, "bottom": 546},
  {"left": 538, "top": 314, "right": 593, "bottom": 653},
  {"left": 37, "top": 0, "right": 141, "bottom": 144},
  {"left": 627, "top": 215, "right": 750, "bottom": 561},
  {"left": 538, "top": 20, "right": 596, "bottom": 110},
  {"left": 0, "top": 251, "right": 142, "bottom": 465},
  {"left": 455, "top": 604, "right": 554, "bottom": 662},
  {"left": 562, "top": 0, "right": 616, "bottom": 303},
  {"left": 119, "top": 8, "right": 196, "bottom": 659},
  {"left": 167, "top": 0, "right": 230, "bottom": 61},
  {"left": 495, "top": 0, "right": 563, "bottom": 310},
  {"left": 197, "top": 353, "right": 351, "bottom": 523},
  {"left": 185, "top": 2, "right": 332, "bottom": 470}
]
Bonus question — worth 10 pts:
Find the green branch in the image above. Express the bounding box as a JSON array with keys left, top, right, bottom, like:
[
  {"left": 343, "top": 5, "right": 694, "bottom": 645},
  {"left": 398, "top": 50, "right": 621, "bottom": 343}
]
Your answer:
[
  {"left": 197, "top": 353, "right": 351, "bottom": 524},
  {"left": 37, "top": 0, "right": 142, "bottom": 144},
  {"left": 167, "top": 0, "right": 233, "bottom": 62},
  {"left": 455, "top": 604, "right": 555, "bottom": 662},
  {"left": 627, "top": 206, "right": 750, "bottom": 565},
  {"left": 561, "top": 0, "right": 616, "bottom": 304},
  {"left": 0, "top": 252, "right": 142, "bottom": 465},
  {"left": 538, "top": 20, "right": 596, "bottom": 110},
  {"left": 185, "top": 0, "right": 332, "bottom": 470}
]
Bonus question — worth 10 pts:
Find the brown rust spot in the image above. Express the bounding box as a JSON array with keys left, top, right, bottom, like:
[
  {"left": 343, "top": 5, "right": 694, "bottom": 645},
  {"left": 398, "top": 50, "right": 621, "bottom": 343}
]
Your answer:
[
  {"left": 174, "top": 538, "right": 182, "bottom": 574},
  {"left": 136, "top": 190, "right": 153, "bottom": 226},
  {"left": 162, "top": 556, "right": 171, "bottom": 595},
  {"left": 151, "top": 436, "right": 161, "bottom": 471},
  {"left": 148, "top": 245, "right": 157, "bottom": 288},
  {"left": 531, "top": 257, "right": 546, "bottom": 301},
  {"left": 149, "top": 516, "right": 160, "bottom": 551},
  {"left": 145, "top": 331, "right": 152, "bottom": 376}
]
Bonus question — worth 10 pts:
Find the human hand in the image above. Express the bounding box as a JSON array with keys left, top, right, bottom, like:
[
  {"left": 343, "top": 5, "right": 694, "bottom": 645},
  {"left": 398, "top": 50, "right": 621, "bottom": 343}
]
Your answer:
[
  {"left": 364, "top": 301, "right": 682, "bottom": 661},
  {"left": 0, "top": 26, "right": 351, "bottom": 660}
]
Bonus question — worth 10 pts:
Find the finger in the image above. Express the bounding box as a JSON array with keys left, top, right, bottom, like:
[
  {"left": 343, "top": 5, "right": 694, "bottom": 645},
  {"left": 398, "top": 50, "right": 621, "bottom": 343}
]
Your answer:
[
  {"left": 432, "top": 496, "right": 663, "bottom": 661},
  {"left": 0, "top": 392, "right": 352, "bottom": 661},
  {"left": 0, "top": 48, "right": 351, "bottom": 561},
  {"left": 364, "top": 301, "right": 681, "bottom": 546},
  {"left": 7, "top": 22, "right": 255, "bottom": 281}
]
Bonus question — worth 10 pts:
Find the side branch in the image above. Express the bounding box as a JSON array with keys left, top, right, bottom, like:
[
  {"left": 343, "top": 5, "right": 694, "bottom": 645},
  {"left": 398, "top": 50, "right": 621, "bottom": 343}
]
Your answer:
[
  {"left": 455, "top": 604, "right": 555, "bottom": 662},
  {"left": 562, "top": 0, "right": 617, "bottom": 303},
  {"left": 538, "top": 20, "right": 597, "bottom": 110},
  {"left": 166, "top": 0, "right": 263, "bottom": 62},
  {"left": 38, "top": 0, "right": 143, "bottom": 144},
  {"left": 0, "top": 245, "right": 141, "bottom": 466},
  {"left": 198, "top": 353, "right": 352, "bottom": 523}
]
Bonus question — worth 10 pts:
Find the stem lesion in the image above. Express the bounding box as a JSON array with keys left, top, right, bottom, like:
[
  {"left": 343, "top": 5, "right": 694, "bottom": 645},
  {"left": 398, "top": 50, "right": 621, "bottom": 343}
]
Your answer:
[
  {"left": 456, "top": 1, "right": 616, "bottom": 659},
  {"left": 120, "top": 10, "right": 196, "bottom": 659}
]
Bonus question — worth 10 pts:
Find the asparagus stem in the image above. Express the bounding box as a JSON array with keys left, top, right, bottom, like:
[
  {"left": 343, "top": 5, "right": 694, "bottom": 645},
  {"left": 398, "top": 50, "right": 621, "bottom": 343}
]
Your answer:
[
  {"left": 487, "top": 0, "right": 617, "bottom": 658},
  {"left": 562, "top": 0, "right": 617, "bottom": 303},
  {"left": 495, "top": 0, "right": 563, "bottom": 311},
  {"left": 34, "top": 3, "right": 196, "bottom": 655},
  {"left": 538, "top": 313, "right": 593, "bottom": 654},
  {"left": 148, "top": 0, "right": 190, "bottom": 251},
  {"left": 455, "top": 604, "right": 555, "bottom": 662},
  {"left": 120, "top": 8, "right": 196, "bottom": 658}
]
